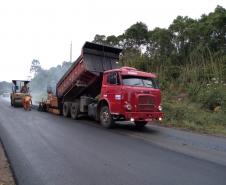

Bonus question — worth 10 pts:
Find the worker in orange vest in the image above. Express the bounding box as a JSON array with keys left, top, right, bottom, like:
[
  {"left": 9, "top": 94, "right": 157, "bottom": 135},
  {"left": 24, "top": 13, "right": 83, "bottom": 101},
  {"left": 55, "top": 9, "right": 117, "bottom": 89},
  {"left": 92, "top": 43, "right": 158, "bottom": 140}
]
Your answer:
[{"left": 22, "top": 95, "right": 32, "bottom": 111}]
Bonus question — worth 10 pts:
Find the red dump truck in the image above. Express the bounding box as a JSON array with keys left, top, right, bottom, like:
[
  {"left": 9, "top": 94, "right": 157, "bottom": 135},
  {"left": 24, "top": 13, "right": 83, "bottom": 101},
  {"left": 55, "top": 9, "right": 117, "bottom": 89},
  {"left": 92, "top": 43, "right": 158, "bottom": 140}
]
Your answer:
[{"left": 40, "top": 42, "right": 163, "bottom": 128}]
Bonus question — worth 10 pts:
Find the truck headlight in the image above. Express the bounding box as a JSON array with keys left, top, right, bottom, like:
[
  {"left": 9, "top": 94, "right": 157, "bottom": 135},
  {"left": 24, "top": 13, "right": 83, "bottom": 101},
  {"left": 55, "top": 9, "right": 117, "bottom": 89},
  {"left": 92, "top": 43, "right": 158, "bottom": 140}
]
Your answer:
[{"left": 158, "top": 105, "right": 162, "bottom": 111}]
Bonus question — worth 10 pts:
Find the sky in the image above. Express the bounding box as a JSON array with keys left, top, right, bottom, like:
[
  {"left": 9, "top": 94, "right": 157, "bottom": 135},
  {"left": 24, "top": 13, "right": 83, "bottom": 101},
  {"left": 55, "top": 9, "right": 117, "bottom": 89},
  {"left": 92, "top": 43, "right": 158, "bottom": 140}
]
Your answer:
[{"left": 0, "top": 0, "right": 225, "bottom": 82}]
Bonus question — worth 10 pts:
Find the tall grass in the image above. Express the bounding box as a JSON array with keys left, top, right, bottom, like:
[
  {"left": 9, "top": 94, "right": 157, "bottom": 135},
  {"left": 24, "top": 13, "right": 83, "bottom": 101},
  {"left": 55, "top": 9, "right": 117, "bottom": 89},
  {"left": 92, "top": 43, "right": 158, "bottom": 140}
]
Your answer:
[
  {"left": 119, "top": 46, "right": 225, "bottom": 95},
  {"left": 181, "top": 46, "right": 225, "bottom": 84}
]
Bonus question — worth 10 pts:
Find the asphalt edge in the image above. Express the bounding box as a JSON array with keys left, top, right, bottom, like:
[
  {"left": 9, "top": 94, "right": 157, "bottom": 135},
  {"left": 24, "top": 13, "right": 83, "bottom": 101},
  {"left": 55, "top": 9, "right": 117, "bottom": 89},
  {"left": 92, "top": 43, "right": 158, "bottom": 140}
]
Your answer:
[{"left": 0, "top": 133, "right": 18, "bottom": 185}]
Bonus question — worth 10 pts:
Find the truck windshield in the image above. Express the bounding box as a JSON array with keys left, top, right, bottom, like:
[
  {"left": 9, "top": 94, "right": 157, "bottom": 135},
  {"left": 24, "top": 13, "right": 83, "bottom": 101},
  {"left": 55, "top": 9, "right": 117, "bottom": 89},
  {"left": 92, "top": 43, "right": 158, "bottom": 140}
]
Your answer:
[{"left": 122, "top": 75, "right": 159, "bottom": 89}]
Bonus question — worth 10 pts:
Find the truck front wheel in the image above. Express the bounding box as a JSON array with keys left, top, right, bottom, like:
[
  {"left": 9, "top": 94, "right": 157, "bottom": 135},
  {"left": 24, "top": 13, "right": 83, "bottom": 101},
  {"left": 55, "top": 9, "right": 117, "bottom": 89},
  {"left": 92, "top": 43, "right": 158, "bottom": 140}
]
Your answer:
[{"left": 100, "top": 106, "right": 114, "bottom": 129}]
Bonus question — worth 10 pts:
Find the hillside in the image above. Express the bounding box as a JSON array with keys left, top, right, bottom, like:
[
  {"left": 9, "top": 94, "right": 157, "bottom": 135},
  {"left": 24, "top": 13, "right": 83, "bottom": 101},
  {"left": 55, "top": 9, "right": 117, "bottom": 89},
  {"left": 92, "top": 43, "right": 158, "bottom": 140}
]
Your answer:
[{"left": 92, "top": 5, "right": 226, "bottom": 135}]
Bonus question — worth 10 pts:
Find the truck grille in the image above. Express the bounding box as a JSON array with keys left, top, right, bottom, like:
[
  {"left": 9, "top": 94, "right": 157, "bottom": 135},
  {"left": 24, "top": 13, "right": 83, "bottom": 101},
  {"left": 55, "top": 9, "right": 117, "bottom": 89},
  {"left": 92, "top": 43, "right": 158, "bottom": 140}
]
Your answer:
[{"left": 138, "top": 95, "right": 154, "bottom": 111}]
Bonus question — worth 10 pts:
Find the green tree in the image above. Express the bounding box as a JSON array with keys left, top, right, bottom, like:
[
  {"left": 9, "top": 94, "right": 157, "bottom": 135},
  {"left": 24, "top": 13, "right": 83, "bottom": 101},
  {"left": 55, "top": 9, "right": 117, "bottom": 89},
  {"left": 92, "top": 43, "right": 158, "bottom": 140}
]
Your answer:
[
  {"left": 147, "top": 28, "right": 174, "bottom": 64},
  {"left": 199, "top": 5, "right": 226, "bottom": 53},
  {"left": 124, "top": 22, "right": 148, "bottom": 49},
  {"left": 169, "top": 16, "right": 198, "bottom": 63},
  {"left": 93, "top": 34, "right": 107, "bottom": 44},
  {"left": 30, "top": 59, "right": 42, "bottom": 76},
  {"left": 106, "top": 35, "right": 119, "bottom": 47}
]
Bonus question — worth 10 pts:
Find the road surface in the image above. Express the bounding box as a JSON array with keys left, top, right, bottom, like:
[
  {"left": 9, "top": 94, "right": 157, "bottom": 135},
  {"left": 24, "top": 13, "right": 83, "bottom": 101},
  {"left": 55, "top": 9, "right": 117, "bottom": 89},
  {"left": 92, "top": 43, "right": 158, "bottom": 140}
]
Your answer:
[{"left": 0, "top": 96, "right": 226, "bottom": 185}]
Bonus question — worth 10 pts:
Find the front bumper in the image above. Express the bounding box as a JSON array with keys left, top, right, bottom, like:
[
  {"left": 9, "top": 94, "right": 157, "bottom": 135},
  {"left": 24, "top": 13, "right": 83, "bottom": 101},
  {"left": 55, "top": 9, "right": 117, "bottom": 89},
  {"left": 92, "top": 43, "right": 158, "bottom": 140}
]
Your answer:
[{"left": 124, "top": 111, "right": 164, "bottom": 121}]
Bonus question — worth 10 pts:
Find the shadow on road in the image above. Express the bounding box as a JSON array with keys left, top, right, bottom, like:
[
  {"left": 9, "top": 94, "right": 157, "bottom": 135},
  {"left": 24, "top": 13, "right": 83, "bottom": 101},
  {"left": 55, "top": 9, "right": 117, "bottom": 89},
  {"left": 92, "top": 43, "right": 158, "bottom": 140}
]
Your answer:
[
  {"left": 74, "top": 115, "right": 160, "bottom": 134},
  {"left": 114, "top": 122, "right": 160, "bottom": 135}
]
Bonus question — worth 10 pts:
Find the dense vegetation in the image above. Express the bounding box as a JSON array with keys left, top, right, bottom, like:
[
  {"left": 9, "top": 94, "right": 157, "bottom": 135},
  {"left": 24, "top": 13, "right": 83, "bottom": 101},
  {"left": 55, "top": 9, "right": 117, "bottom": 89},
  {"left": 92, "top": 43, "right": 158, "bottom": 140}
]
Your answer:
[
  {"left": 30, "top": 5, "right": 226, "bottom": 135},
  {"left": 92, "top": 5, "right": 226, "bottom": 135}
]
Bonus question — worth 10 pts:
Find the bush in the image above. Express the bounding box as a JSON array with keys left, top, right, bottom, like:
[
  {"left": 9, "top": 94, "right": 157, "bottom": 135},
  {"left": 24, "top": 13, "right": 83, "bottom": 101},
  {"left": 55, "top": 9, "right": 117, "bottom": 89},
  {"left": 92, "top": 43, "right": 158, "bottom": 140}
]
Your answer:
[
  {"left": 197, "top": 85, "right": 226, "bottom": 111},
  {"left": 162, "top": 101, "right": 226, "bottom": 135},
  {"left": 163, "top": 102, "right": 192, "bottom": 122}
]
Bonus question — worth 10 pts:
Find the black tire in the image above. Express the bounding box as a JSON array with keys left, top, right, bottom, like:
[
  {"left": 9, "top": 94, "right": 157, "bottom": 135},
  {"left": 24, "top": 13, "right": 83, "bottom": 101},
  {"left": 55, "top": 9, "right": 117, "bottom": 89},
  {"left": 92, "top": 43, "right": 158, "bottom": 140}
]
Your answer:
[
  {"left": 12, "top": 100, "right": 16, "bottom": 107},
  {"left": 100, "top": 106, "right": 114, "bottom": 128},
  {"left": 63, "top": 102, "right": 71, "bottom": 117},
  {"left": 134, "top": 121, "right": 148, "bottom": 128},
  {"left": 70, "top": 102, "right": 79, "bottom": 120}
]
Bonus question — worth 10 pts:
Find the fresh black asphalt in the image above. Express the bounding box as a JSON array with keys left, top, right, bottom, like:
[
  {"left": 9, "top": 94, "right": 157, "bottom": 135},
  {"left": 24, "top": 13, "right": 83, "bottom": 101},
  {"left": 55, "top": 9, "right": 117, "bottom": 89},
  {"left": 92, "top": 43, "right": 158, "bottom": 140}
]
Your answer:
[{"left": 0, "top": 97, "right": 226, "bottom": 185}]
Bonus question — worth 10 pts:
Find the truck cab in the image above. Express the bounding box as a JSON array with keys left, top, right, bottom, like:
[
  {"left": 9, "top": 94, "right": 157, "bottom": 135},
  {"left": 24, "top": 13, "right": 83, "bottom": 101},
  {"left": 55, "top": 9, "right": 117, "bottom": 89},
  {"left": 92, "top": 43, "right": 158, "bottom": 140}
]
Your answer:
[
  {"left": 10, "top": 80, "right": 30, "bottom": 107},
  {"left": 98, "top": 67, "right": 163, "bottom": 128}
]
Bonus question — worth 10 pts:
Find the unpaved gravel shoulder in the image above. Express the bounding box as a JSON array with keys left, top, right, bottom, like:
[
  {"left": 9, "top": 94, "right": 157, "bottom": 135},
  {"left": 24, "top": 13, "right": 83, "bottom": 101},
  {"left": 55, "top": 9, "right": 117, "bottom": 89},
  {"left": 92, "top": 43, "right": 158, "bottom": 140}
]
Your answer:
[{"left": 0, "top": 142, "right": 15, "bottom": 185}]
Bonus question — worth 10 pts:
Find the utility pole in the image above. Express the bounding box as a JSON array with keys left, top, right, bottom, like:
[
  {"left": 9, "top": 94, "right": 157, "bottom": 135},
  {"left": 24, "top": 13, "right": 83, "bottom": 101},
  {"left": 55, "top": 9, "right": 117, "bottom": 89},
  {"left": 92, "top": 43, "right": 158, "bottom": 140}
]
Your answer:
[{"left": 70, "top": 41, "right": 72, "bottom": 63}]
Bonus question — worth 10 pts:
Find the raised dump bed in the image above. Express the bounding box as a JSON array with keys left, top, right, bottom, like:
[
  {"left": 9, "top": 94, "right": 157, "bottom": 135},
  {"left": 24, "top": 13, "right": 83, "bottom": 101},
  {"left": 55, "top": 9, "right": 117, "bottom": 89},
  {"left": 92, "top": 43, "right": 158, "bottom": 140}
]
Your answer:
[{"left": 56, "top": 42, "right": 122, "bottom": 100}]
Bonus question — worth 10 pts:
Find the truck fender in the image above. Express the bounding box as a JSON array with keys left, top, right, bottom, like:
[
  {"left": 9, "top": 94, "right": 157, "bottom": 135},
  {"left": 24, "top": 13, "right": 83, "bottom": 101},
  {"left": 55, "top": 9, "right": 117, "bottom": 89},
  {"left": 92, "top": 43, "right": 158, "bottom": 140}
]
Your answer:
[{"left": 96, "top": 98, "right": 111, "bottom": 121}]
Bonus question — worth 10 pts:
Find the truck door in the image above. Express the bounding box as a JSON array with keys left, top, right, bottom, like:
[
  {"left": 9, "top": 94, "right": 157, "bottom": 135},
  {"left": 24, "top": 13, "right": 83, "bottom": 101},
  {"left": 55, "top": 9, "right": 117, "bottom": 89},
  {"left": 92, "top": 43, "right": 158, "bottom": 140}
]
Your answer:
[{"left": 106, "top": 72, "right": 122, "bottom": 114}]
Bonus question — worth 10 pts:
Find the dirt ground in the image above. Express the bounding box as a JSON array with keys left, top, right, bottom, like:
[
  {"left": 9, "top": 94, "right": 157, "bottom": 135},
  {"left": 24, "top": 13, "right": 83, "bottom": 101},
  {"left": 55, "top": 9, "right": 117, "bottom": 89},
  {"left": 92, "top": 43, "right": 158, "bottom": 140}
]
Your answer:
[{"left": 0, "top": 142, "right": 15, "bottom": 185}]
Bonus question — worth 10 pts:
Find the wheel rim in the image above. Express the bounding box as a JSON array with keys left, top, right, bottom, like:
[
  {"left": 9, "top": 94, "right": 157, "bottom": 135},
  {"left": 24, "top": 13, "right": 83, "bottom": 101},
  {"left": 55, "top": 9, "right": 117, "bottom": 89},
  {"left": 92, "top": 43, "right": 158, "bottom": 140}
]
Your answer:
[
  {"left": 71, "top": 103, "right": 79, "bottom": 119},
  {"left": 101, "top": 110, "right": 110, "bottom": 125}
]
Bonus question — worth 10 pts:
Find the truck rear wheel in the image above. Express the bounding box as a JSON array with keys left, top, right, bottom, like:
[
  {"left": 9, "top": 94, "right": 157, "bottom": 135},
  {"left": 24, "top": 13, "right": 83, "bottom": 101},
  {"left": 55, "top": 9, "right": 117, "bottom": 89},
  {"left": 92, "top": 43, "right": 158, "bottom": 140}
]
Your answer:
[
  {"left": 134, "top": 121, "right": 148, "bottom": 128},
  {"left": 63, "top": 102, "right": 71, "bottom": 117},
  {"left": 100, "top": 106, "right": 114, "bottom": 128},
  {"left": 70, "top": 103, "right": 79, "bottom": 120}
]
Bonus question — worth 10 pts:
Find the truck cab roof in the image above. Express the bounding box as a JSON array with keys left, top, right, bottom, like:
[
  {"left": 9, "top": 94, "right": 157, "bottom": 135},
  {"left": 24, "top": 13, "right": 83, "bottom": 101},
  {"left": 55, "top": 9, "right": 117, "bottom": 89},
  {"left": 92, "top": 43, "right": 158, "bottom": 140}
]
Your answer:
[
  {"left": 104, "top": 67, "right": 157, "bottom": 78},
  {"left": 12, "top": 80, "right": 30, "bottom": 85}
]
